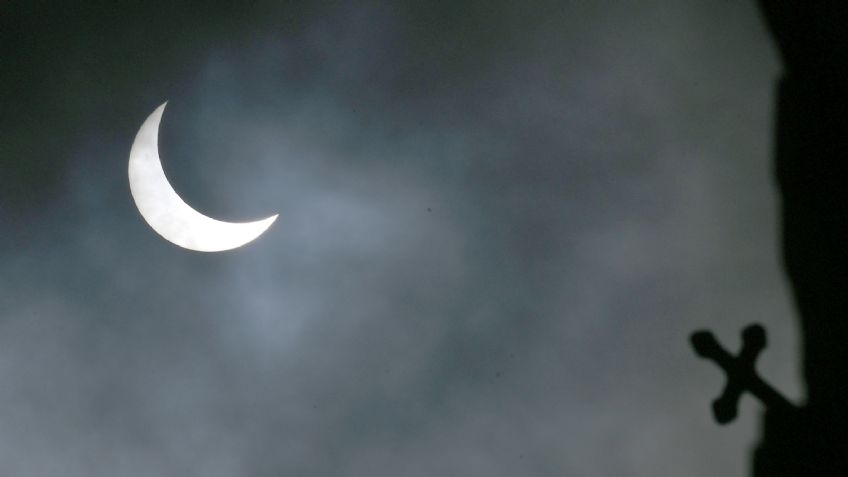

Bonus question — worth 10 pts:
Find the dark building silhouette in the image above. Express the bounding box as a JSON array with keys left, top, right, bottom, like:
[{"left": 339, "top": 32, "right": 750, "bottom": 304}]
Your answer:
[
  {"left": 755, "top": 2, "right": 848, "bottom": 473},
  {"left": 693, "top": 2, "right": 848, "bottom": 475}
]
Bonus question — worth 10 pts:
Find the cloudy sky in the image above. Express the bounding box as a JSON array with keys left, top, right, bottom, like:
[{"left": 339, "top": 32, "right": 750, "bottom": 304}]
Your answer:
[{"left": 1, "top": 1, "right": 798, "bottom": 475}]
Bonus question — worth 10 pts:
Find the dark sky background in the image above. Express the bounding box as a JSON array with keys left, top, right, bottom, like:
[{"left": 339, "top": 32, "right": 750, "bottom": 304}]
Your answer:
[{"left": 1, "top": 1, "right": 799, "bottom": 475}]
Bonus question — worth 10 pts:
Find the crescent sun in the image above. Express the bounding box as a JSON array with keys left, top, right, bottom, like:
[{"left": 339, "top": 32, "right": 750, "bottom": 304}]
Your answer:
[{"left": 128, "top": 102, "right": 278, "bottom": 252}]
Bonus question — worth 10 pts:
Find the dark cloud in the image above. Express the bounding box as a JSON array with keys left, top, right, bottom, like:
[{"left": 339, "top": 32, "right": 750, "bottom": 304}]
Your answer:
[{"left": 0, "top": 1, "right": 796, "bottom": 475}]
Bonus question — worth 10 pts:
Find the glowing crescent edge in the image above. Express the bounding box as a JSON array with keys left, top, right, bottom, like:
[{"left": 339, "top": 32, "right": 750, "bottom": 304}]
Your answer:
[{"left": 128, "top": 102, "right": 277, "bottom": 252}]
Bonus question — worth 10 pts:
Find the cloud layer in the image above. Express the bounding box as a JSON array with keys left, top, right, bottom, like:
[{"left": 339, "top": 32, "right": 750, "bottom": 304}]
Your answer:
[{"left": 0, "top": 2, "right": 798, "bottom": 476}]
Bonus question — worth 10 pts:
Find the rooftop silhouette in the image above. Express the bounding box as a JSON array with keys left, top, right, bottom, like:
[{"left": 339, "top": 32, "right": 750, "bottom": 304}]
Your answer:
[{"left": 692, "top": 2, "right": 848, "bottom": 474}]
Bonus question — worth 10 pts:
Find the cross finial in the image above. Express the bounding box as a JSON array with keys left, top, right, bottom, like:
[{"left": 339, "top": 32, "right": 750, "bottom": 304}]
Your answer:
[{"left": 690, "top": 323, "right": 795, "bottom": 424}]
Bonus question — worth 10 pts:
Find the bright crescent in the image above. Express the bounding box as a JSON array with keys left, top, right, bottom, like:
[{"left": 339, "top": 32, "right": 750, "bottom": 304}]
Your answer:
[{"left": 128, "top": 102, "right": 277, "bottom": 252}]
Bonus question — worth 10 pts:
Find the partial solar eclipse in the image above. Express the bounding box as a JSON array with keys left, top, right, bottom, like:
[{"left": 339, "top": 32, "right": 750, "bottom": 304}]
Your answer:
[{"left": 128, "top": 102, "right": 277, "bottom": 252}]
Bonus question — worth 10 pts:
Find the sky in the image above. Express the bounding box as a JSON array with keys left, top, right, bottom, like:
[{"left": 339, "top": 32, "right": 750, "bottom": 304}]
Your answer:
[{"left": 1, "top": 1, "right": 798, "bottom": 476}]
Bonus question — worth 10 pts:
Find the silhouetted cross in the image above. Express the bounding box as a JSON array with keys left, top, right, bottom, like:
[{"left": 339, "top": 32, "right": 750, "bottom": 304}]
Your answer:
[{"left": 690, "top": 324, "right": 795, "bottom": 424}]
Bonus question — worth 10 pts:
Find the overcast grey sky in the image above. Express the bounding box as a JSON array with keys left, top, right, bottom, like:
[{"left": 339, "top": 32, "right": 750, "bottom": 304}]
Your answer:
[{"left": 0, "top": 1, "right": 797, "bottom": 475}]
